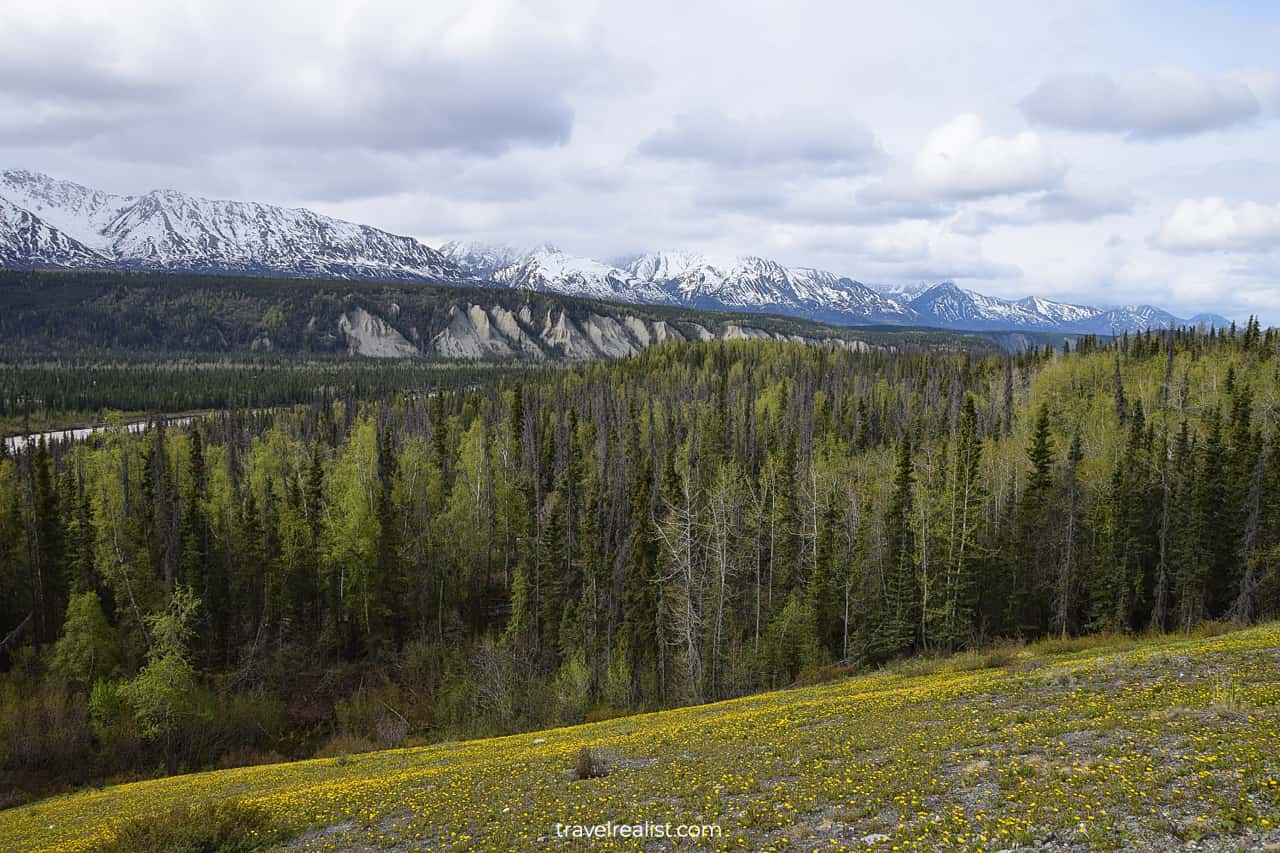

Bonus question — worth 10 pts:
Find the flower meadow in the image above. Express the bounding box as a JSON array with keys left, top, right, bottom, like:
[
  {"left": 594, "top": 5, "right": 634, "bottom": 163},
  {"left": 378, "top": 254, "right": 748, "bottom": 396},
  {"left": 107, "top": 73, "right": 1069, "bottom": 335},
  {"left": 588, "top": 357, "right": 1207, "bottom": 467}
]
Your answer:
[{"left": 3, "top": 624, "right": 1278, "bottom": 852}]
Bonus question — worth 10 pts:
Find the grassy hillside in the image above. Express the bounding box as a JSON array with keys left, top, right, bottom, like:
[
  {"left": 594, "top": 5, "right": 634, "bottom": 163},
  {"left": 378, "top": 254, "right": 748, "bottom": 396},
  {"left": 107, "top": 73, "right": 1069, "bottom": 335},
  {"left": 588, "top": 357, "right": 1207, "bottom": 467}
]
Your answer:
[{"left": 3, "top": 625, "right": 1278, "bottom": 852}]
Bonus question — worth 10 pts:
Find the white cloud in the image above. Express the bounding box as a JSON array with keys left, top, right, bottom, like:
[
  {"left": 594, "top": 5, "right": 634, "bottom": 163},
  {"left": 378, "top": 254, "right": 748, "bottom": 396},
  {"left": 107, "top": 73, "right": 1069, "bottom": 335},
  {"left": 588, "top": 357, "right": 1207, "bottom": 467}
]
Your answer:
[
  {"left": 1153, "top": 198, "right": 1280, "bottom": 253},
  {"left": 911, "top": 114, "right": 1066, "bottom": 199},
  {"left": 1237, "top": 71, "right": 1280, "bottom": 112},
  {"left": 1020, "top": 68, "right": 1269, "bottom": 139}
]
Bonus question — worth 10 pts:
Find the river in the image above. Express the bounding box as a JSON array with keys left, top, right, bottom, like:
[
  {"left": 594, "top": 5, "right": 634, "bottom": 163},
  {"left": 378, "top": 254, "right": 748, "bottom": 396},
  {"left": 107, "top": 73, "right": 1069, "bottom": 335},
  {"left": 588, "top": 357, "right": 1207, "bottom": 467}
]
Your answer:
[{"left": 4, "top": 414, "right": 202, "bottom": 454}]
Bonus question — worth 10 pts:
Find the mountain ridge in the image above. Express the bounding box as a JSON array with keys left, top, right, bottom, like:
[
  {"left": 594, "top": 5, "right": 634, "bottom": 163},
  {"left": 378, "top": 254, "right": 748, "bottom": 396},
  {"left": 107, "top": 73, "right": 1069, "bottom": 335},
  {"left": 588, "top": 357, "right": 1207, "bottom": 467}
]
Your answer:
[{"left": 0, "top": 170, "right": 1233, "bottom": 334}]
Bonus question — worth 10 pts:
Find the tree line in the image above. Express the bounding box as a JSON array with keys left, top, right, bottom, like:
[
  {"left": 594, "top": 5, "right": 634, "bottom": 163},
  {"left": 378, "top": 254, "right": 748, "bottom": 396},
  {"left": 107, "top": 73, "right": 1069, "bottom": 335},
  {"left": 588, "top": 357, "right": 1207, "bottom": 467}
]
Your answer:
[
  {"left": 1, "top": 319, "right": 1278, "bottom": 801},
  {"left": 0, "top": 358, "right": 510, "bottom": 434}
]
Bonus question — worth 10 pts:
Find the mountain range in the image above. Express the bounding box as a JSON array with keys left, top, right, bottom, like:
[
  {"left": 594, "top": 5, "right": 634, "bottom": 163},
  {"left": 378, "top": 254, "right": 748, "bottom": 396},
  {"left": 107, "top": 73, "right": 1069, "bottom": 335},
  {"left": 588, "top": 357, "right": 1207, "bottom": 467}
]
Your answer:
[{"left": 0, "top": 170, "right": 1231, "bottom": 335}]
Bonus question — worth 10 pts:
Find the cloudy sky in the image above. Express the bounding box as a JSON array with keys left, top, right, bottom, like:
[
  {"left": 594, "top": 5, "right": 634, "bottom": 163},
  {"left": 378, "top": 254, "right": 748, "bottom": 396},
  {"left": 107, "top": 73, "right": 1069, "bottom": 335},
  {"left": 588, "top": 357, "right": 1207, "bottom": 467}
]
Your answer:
[{"left": 2, "top": 0, "right": 1278, "bottom": 318}]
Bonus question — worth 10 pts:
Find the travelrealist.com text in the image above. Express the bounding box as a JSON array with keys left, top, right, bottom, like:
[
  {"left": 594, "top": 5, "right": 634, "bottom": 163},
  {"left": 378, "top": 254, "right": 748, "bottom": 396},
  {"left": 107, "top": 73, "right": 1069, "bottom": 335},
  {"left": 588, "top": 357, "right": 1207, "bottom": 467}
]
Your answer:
[{"left": 554, "top": 821, "right": 723, "bottom": 840}]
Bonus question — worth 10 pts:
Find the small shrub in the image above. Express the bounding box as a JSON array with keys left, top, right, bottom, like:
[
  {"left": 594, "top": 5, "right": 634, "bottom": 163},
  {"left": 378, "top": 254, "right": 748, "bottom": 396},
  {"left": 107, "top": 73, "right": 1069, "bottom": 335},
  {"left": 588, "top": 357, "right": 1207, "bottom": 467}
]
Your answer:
[
  {"left": 1209, "top": 675, "right": 1248, "bottom": 714},
  {"left": 1032, "top": 633, "right": 1136, "bottom": 657},
  {"left": 585, "top": 705, "right": 632, "bottom": 724},
  {"left": 795, "top": 662, "right": 858, "bottom": 686},
  {"left": 979, "top": 646, "right": 1020, "bottom": 669},
  {"left": 212, "top": 749, "right": 286, "bottom": 771},
  {"left": 553, "top": 654, "right": 592, "bottom": 724},
  {"left": 335, "top": 685, "right": 411, "bottom": 749},
  {"left": 313, "top": 733, "right": 379, "bottom": 759},
  {"left": 1190, "top": 620, "right": 1235, "bottom": 639},
  {"left": 573, "top": 746, "right": 603, "bottom": 780},
  {"left": 0, "top": 682, "right": 94, "bottom": 785},
  {"left": 92, "top": 800, "right": 289, "bottom": 852},
  {"left": 893, "top": 654, "right": 952, "bottom": 677}
]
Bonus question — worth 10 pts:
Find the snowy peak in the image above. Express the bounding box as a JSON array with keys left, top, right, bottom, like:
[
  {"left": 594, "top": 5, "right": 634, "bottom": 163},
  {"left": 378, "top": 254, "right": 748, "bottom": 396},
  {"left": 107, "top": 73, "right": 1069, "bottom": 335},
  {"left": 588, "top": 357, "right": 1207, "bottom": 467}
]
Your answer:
[
  {"left": 624, "top": 250, "right": 706, "bottom": 279},
  {"left": 908, "top": 282, "right": 1035, "bottom": 327},
  {"left": 443, "top": 244, "right": 914, "bottom": 324},
  {"left": 0, "top": 196, "right": 109, "bottom": 268},
  {"left": 439, "top": 241, "right": 523, "bottom": 276},
  {"left": 0, "top": 170, "right": 1229, "bottom": 336},
  {"left": 1188, "top": 312, "right": 1233, "bottom": 329},
  {"left": 1088, "top": 305, "right": 1182, "bottom": 333},
  {"left": 0, "top": 169, "right": 129, "bottom": 250},
  {"left": 0, "top": 170, "right": 463, "bottom": 282},
  {"left": 904, "top": 284, "right": 1196, "bottom": 334},
  {"left": 1014, "top": 296, "right": 1099, "bottom": 325},
  {"left": 489, "top": 244, "right": 675, "bottom": 303}
]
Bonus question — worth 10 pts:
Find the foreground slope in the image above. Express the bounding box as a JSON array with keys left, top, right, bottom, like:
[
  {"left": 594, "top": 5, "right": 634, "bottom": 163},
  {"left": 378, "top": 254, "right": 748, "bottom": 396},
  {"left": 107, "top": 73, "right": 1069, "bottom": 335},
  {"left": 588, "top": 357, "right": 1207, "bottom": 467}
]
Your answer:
[{"left": 3, "top": 626, "right": 1279, "bottom": 852}]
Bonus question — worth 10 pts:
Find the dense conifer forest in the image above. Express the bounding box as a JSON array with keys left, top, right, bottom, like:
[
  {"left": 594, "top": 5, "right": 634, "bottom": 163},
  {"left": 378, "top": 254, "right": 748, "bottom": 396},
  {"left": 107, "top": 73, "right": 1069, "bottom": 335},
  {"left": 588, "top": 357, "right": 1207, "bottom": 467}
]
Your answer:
[
  {"left": 0, "top": 359, "right": 516, "bottom": 436},
  {"left": 2, "top": 321, "right": 1279, "bottom": 805}
]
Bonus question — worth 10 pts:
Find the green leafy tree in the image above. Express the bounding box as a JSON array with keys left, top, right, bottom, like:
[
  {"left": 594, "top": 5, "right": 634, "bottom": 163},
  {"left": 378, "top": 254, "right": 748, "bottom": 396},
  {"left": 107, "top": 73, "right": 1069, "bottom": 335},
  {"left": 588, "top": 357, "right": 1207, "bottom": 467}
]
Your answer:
[
  {"left": 51, "top": 590, "right": 121, "bottom": 685},
  {"left": 117, "top": 587, "right": 206, "bottom": 775}
]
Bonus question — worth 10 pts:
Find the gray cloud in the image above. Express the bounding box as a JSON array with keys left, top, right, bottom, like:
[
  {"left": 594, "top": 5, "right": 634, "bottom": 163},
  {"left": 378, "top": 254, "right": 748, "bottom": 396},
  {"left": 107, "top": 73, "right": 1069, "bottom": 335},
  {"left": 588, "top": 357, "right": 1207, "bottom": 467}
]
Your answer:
[
  {"left": 638, "top": 110, "right": 881, "bottom": 171},
  {"left": 952, "top": 186, "right": 1135, "bottom": 235},
  {"left": 1020, "top": 69, "right": 1266, "bottom": 139},
  {"left": 0, "top": 3, "right": 607, "bottom": 172},
  {"left": 812, "top": 190, "right": 952, "bottom": 226}
]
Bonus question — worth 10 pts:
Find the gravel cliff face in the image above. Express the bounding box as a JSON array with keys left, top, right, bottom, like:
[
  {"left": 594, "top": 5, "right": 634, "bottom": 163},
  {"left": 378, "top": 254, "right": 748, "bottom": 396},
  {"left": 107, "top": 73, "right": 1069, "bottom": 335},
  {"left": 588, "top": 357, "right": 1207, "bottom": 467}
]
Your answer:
[{"left": 416, "top": 301, "right": 882, "bottom": 361}]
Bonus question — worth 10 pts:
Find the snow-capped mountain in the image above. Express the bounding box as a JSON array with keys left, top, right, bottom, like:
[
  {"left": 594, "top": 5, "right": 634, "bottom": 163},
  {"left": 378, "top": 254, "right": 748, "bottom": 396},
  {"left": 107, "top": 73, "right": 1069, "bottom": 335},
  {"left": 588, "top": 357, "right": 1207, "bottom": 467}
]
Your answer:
[
  {"left": 0, "top": 196, "right": 108, "bottom": 268},
  {"left": 441, "top": 244, "right": 916, "bottom": 325},
  {"left": 908, "top": 282, "right": 1049, "bottom": 329},
  {"left": 643, "top": 253, "right": 913, "bottom": 324},
  {"left": 0, "top": 170, "right": 463, "bottom": 282},
  {"left": 0, "top": 170, "right": 1233, "bottom": 335},
  {"left": 899, "top": 282, "right": 1207, "bottom": 334},
  {"left": 1188, "top": 312, "right": 1235, "bottom": 328}
]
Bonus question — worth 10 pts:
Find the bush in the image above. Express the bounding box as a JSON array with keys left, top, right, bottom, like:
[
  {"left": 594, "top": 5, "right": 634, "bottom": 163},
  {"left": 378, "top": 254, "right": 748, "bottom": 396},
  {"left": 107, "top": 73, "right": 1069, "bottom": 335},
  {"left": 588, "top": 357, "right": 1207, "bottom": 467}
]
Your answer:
[
  {"left": 313, "top": 733, "right": 379, "bottom": 759},
  {"left": 335, "top": 685, "right": 410, "bottom": 749},
  {"left": 88, "top": 679, "right": 146, "bottom": 771},
  {"left": 795, "top": 662, "right": 858, "bottom": 686},
  {"left": 1190, "top": 620, "right": 1236, "bottom": 638},
  {"left": 552, "top": 653, "right": 591, "bottom": 724},
  {"left": 584, "top": 705, "right": 632, "bottom": 724},
  {"left": 950, "top": 644, "right": 1021, "bottom": 671},
  {"left": 1032, "top": 633, "right": 1125, "bottom": 656},
  {"left": 978, "top": 646, "right": 1020, "bottom": 669},
  {"left": 572, "top": 746, "right": 603, "bottom": 780},
  {"left": 0, "top": 681, "right": 93, "bottom": 776},
  {"left": 93, "top": 800, "right": 289, "bottom": 852},
  {"left": 185, "top": 687, "right": 289, "bottom": 769},
  {"left": 763, "top": 595, "right": 823, "bottom": 686},
  {"left": 212, "top": 749, "right": 286, "bottom": 771}
]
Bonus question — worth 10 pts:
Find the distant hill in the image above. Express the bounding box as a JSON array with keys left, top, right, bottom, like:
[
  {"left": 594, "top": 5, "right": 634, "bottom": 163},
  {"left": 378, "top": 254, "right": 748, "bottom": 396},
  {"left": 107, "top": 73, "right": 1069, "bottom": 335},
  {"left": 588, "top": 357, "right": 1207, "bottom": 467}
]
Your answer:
[{"left": 0, "top": 269, "right": 1025, "bottom": 360}]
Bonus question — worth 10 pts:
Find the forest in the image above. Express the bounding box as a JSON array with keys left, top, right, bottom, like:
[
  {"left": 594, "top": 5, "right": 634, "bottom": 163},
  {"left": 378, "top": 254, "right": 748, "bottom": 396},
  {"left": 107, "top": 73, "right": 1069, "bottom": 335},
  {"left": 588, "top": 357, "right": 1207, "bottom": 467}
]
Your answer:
[
  {"left": 2, "top": 321, "right": 1279, "bottom": 806},
  {"left": 0, "top": 269, "right": 995, "bottom": 359},
  {"left": 0, "top": 358, "right": 511, "bottom": 437}
]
